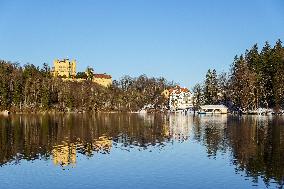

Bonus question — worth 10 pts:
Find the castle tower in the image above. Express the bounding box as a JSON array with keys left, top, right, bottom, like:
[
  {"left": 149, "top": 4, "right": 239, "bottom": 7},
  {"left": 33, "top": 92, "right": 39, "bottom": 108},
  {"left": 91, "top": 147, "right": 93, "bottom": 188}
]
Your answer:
[{"left": 52, "top": 59, "right": 76, "bottom": 78}]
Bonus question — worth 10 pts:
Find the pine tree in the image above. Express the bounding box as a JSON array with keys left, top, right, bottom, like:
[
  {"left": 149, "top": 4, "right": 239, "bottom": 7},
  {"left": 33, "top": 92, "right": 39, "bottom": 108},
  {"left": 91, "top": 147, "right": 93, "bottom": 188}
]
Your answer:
[
  {"left": 245, "top": 44, "right": 261, "bottom": 109},
  {"left": 217, "top": 72, "right": 229, "bottom": 106},
  {"left": 192, "top": 83, "right": 203, "bottom": 109},
  {"left": 272, "top": 39, "right": 284, "bottom": 110},
  {"left": 204, "top": 69, "right": 219, "bottom": 104},
  {"left": 260, "top": 41, "right": 274, "bottom": 108},
  {"left": 230, "top": 55, "right": 257, "bottom": 111},
  {"left": 0, "top": 61, "right": 12, "bottom": 109},
  {"left": 11, "top": 65, "right": 24, "bottom": 108}
]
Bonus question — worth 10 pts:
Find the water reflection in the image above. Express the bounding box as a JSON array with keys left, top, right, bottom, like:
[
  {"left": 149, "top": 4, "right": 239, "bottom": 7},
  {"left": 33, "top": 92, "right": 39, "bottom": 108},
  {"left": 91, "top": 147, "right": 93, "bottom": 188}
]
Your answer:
[
  {"left": 0, "top": 114, "right": 172, "bottom": 167},
  {"left": 192, "top": 115, "right": 284, "bottom": 187},
  {"left": 0, "top": 114, "right": 283, "bottom": 187},
  {"left": 167, "top": 114, "right": 192, "bottom": 142},
  {"left": 192, "top": 115, "right": 228, "bottom": 157},
  {"left": 226, "top": 117, "right": 284, "bottom": 187}
]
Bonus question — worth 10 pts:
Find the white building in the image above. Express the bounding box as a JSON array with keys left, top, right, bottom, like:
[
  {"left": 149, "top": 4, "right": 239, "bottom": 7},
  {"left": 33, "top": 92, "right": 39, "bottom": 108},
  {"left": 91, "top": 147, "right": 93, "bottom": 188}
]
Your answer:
[
  {"left": 198, "top": 105, "right": 228, "bottom": 114},
  {"left": 167, "top": 86, "right": 193, "bottom": 111}
]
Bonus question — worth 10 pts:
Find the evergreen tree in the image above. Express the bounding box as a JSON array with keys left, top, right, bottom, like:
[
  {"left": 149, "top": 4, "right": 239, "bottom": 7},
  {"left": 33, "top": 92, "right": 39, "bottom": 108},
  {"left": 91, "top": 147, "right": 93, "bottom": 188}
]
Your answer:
[
  {"left": 0, "top": 62, "right": 12, "bottom": 109},
  {"left": 245, "top": 44, "right": 262, "bottom": 109},
  {"left": 230, "top": 55, "right": 257, "bottom": 111},
  {"left": 260, "top": 41, "right": 274, "bottom": 108},
  {"left": 217, "top": 72, "right": 230, "bottom": 106},
  {"left": 192, "top": 83, "right": 203, "bottom": 109},
  {"left": 272, "top": 39, "right": 284, "bottom": 110},
  {"left": 204, "top": 69, "right": 218, "bottom": 104},
  {"left": 11, "top": 65, "right": 24, "bottom": 108}
]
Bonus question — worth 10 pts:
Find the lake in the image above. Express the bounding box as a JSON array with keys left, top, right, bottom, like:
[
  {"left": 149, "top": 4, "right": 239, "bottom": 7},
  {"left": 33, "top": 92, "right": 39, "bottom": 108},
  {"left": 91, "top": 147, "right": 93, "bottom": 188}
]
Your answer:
[{"left": 0, "top": 113, "right": 283, "bottom": 189}]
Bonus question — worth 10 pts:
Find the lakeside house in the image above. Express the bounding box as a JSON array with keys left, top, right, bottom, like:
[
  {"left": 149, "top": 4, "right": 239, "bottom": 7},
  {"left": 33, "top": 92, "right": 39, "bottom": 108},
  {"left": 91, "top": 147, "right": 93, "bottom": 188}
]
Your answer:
[
  {"left": 51, "top": 58, "right": 112, "bottom": 87},
  {"left": 163, "top": 86, "right": 193, "bottom": 112},
  {"left": 198, "top": 105, "right": 228, "bottom": 114}
]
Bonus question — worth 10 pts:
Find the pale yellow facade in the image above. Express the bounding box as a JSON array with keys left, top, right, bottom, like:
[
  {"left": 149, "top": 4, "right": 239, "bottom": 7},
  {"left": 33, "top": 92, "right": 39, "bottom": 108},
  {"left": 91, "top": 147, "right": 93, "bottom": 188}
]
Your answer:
[
  {"left": 61, "top": 76, "right": 112, "bottom": 87},
  {"left": 52, "top": 59, "right": 76, "bottom": 78},
  {"left": 93, "top": 74, "right": 112, "bottom": 87},
  {"left": 51, "top": 59, "right": 112, "bottom": 87}
]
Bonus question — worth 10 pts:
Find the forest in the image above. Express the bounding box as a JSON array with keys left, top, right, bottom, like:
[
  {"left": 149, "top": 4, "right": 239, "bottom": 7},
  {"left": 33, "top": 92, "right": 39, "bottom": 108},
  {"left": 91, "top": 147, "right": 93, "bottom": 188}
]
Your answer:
[
  {"left": 1, "top": 39, "right": 283, "bottom": 113},
  {"left": 193, "top": 39, "right": 284, "bottom": 112},
  {"left": 0, "top": 61, "right": 174, "bottom": 112}
]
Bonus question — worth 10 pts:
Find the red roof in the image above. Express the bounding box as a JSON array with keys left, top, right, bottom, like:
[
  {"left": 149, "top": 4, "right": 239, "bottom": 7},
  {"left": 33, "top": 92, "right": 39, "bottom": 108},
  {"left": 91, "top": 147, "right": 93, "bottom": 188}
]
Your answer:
[
  {"left": 93, "top": 74, "right": 112, "bottom": 79},
  {"left": 168, "top": 86, "right": 190, "bottom": 94}
]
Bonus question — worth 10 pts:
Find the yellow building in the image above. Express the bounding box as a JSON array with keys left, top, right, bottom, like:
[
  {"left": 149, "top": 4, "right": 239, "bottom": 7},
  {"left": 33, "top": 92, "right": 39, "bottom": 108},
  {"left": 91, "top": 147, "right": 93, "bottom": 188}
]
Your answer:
[
  {"left": 52, "top": 59, "right": 76, "bottom": 78},
  {"left": 52, "top": 143, "right": 76, "bottom": 167},
  {"left": 93, "top": 74, "right": 112, "bottom": 87},
  {"left": 161, "top": 89, "right": 170, "bottom": 99},
  {"left": 93, "top": 136, "right": 112, "bottom": 153},
  {"left": 51, "top": 59, "right": 112, "bottom": 87}
]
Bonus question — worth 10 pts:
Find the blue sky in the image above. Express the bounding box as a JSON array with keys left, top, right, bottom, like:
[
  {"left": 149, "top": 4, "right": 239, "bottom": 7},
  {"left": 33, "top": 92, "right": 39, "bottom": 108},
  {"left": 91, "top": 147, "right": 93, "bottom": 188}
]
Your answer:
[{"left": 0, "top": 0, "right": 283, "bottom": 88}]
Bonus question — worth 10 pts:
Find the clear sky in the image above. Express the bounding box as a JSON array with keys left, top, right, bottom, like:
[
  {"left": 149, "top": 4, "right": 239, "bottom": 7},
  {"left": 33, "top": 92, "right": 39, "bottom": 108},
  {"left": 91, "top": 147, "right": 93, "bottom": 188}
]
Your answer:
[{"left": 0, "top": 0, "right": 283, "bottom": 88}]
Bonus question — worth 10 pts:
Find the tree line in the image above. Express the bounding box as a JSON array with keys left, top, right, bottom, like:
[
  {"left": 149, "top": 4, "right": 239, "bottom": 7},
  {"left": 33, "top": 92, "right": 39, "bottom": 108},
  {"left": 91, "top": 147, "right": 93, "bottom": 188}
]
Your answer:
[
  {"left": 0, "top": 61, "right": 174, "bottom": 112},
  {"left": 193, "top": 39, "right": 284, "bottom": 112}
]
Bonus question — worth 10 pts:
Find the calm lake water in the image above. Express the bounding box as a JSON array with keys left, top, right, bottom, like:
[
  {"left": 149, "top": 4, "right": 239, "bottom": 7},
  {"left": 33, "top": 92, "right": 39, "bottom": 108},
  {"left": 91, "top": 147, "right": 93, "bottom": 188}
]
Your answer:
[{"left": 0, "top": 113, "right": 283, "bottom": 189}]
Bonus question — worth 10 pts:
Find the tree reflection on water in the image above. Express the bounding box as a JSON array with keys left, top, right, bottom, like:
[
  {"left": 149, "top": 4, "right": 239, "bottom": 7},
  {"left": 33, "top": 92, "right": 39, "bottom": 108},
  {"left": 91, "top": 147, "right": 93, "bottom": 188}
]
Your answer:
[
  {"left": 192, "top": 115, "right": 284, "bottom": 188},
  {"left": 0, "top": 113, "right": 283, "bottom": 187},
  {"left": 0, "top": 114, "right": 172, "bottom": 167}
]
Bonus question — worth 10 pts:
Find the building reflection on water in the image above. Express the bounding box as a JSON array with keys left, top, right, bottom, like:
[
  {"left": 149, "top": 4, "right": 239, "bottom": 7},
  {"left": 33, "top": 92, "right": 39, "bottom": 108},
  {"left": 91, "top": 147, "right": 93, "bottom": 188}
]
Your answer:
[
  {"left": 52, "top": 143, "right": 77, "bottom": 167},
  {"left": 167, "top": 114, "right": 192, "bottom": 142},
  {"left": 0, "top": 114, "right": 283, "bottom": 187},
  {"left": 52, "top": 136, "right": 113, "bottom": 167}
]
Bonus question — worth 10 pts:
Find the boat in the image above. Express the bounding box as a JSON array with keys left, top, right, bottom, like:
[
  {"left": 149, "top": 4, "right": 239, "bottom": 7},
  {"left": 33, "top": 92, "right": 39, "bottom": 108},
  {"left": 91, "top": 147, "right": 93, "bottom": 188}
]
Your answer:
[{"left": 197, "top": 105, "right": 228, "bottom": 114}]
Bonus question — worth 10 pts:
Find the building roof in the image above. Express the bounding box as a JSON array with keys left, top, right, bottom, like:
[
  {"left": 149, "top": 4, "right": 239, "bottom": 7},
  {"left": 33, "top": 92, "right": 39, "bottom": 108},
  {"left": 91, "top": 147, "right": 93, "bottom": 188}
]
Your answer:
[
  {"left": 168, "top": 86, "right": 190, "bottom": 94},
  {"left": 93, "top": 74, "right": 112, "bottom": 79}
]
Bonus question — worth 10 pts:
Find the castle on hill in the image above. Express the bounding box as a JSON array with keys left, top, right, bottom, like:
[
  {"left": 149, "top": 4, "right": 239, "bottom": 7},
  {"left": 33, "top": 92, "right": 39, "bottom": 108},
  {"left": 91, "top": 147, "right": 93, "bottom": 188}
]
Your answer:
[{"left": 51, "top": 58, "right": 112, "bottom": 87}]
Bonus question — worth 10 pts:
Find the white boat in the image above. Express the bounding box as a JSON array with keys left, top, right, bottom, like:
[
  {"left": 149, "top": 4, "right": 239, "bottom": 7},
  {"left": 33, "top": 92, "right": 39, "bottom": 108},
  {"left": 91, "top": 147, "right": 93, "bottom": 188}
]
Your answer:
[{"left": 198, "top": 105, "right": 228, "bottom": 114}]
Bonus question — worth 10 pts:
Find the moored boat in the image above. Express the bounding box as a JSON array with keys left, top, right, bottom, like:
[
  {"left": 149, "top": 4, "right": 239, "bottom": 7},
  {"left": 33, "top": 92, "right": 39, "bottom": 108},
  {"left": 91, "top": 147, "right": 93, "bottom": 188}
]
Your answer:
[{"left": 197, "top": 105, "right": 228, "bottom": 114}]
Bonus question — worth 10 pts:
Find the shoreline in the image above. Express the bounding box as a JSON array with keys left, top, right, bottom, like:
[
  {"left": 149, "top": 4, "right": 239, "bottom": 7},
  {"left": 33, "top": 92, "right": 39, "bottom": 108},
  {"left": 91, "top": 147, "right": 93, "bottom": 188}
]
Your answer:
[{"left": 1, "top": 109, "right": 284, "bottom": 116}]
